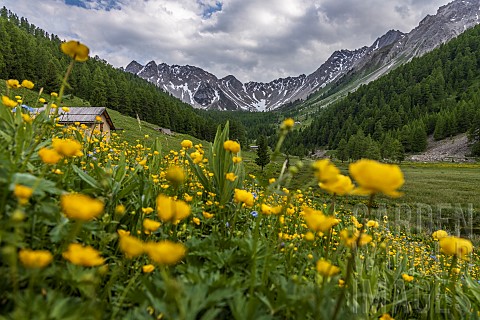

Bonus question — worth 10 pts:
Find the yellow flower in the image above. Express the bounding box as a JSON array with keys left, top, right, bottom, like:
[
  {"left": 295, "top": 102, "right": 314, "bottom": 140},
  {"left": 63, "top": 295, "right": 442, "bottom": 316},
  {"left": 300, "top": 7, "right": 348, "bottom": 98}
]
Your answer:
[
  {"left": 349, "top": 159, "right": 404, "bottom": 197},
  {"left": 143, "top": 218, "right": 161, "bottom": 232},
  {"left": 142, "top": 264, "right": 155, "bottom": 273},
  {"left": 115, "top": 204, "right": 126, "bottom": 215},
  {"left": 303, "top": 207, "right": 339, "bottom": 233},
  {"left": 2, "top": 95, "right": 18, "bottom": 108},
  {"left": 233, "top": 189, "right": 254, "bottom": 207},
  {"left": 351, "top": 216, "right": 363, "bottom": 228},
  {"left": 432, "top": 230, "right": 448, "bottom": 240},
  {"left": 340, "top": 229, "right": 361, "bottom": 249},
  {"left": 7, "top": 79, "right": 21, "bottom": 89},
  {"left": 62, "top": 107, "right": 70, "bottom": 112},
  {"left": 233, "top": 156, "right": 242, "bottom": 164},
  {"left": 192, "top": 217, "right": 200, "bottom": 225},
  {"left": 402, "top": 273, "right": 414, "bottom": 282},
  {"left": 261, "top": 203, "right": 273, "bottom": 215},
  {"left": 380, "top": 314, "right": 394, "bottom": 320},
  {"left": 280, "top": 118, "right": 295, "bottom": 131},
  {"left": 144, "top": 240, "right": 186, "bottom": 265},
  {"left": 316, "top": 260, "right": 340, "bottom": 277},
  {"left": 319, "top": 174, "right": 354, "bottom": 195},
  {"left": 190, "top": 151, "right": 203, "bottom": 164},
  {"left": 173, "top": 200, "right": 191, "bottom": 221},
  {"left": 439, "top": 236, "right": 473, "bottom": 259},
  {"left": 39, "top": 98, "right": 46, "bottom": 103},
  {"left": 224, "top": 140, "right": 241, "bottom": 153},
  {"left": 312, "top": 159, "right": 340, "bottom": 184},
  {"left": 38, "top": 147, "right": 62, "bottom": 164},
  {"left": 61, "top": 40, "right": 90, "bottom": 62},
  {"left": 181, "top": 140, "right": 193, "bottom": 149},
  {"left": 117, "top": 229, "right": 130, "bottom": 237},
  {"left": 119, "top": 234, "right": 145, "bottom": 258},
  {"left": 21, "top": 113, "right": 32, "bottom": 123},
  {"left": 61, "top": 193, "right": 104, "bottom": 221},
  {"left": 19, "top": 249, "right": 53, "bottom": 268},
  {"left": 269, "top": 178, "right": 276, "bottom": 184},
  {"left": 156, "top": 195, "right": 191, "bottom": 223},
  {"left": 304, "top": 231, "right": 315, "bottom": 241},
  {"left": 21, "top": 80, "right": 34, "bottom": 89},
  {"left": 51, "top": 92, "right": 58, "bottom": 97},
  {"left": 184, "top": 194, "right": 193, "bottom": 202},
  {"left": 14, "top": 184, "right": 33, "bottom": 203},
  {"left": 202, "top": 211, "right": 214, "bottom": 219},
  {"left": 52, "top": 138, "right": 83, "bottom": 157},
  {"left": 359, "top": 233, "right": 372, "bottom": 246},
  {"left": 225, "top": 172, "right": 237, "bottom": 182},
  {"left": 261, "top": 203, "right": 282, "bottom": 215},
  {"left": 63, "top": 243, "right": 104, "bottom": 266},
  {"left": 366, "top": 220, "right": 379, "bottom": 228},
  {"left": 142, "top": 207, "right": 154, "bottom": 214},
  {"left": 165, "top": 166, "right": 185, "bottom": 186}
]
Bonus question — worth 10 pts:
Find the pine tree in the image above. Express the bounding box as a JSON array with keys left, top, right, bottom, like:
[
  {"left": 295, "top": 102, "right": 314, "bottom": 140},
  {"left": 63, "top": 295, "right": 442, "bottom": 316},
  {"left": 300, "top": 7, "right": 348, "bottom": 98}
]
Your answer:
[
  {"left": 411, "top": 124, "right": 427, "bottom": 152},
  {"left": 392, "top": 139, "right": 405, "bottom": 162},
  {"left": 255, "top": 135, "right": 270, "bottom": 171},
  {"left": 336, "top": 138, "right": 348, "bottom": 162},
  {"left": 434, "top": 115, "right": 446, "bottom": 140},
  {"left": 469, "top": 111, "right": 480, "bottom": 156},
  {"left": 364, "top": 137, "right": 381, "bottom": 160}
]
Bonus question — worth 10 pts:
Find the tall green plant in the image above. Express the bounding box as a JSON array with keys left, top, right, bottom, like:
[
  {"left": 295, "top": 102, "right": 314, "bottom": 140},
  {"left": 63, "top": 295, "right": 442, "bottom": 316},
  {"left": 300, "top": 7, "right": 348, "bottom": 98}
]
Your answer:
[{"left": 187, "top": 121, "right": 245, "bottom": 206}]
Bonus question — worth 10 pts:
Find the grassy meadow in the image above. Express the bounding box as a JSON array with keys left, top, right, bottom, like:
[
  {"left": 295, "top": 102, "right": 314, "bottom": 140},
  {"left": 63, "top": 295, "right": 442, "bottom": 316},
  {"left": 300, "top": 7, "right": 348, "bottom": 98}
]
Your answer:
[{"left": 1, "top": 43, "right": 480, "bottom": 320}]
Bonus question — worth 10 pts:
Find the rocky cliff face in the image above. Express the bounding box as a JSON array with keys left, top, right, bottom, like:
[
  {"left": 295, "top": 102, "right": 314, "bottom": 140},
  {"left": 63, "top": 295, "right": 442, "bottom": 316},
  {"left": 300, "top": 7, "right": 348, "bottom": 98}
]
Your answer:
[
  {"left": 125, "top": 0, "right": 480, "bottom": 111},
  {"left": 346, "top": 0, "right": 480, "bottom": 84}
]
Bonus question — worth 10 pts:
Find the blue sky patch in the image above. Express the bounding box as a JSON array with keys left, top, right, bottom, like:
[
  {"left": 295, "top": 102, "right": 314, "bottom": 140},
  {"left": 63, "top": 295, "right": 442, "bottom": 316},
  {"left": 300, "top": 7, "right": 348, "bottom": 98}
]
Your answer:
[
  {"left": 201, "top": 1, "right": 222, "bottom": 18},
  {"left": 65, "top": 0, "right": 121, "bottom": 11}
]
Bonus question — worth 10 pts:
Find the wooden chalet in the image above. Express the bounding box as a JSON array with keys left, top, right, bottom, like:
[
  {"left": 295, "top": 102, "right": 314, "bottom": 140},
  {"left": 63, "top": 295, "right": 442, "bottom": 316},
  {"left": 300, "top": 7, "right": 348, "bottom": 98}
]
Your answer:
[{"left": 36, "top": 106, "right": 116, "bottom": 138}]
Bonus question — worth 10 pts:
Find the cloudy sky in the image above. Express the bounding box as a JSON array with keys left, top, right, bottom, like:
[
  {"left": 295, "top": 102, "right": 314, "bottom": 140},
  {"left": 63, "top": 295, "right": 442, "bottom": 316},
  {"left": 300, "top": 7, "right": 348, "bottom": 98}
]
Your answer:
[{"left": 3, "top": 0, "right": 451, "bottom": 82}]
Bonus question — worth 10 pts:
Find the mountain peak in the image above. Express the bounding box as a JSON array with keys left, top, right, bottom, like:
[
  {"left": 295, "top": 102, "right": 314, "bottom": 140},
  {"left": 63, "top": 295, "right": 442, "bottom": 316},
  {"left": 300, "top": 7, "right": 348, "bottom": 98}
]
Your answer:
[
  {"left": 125, "top": 0, "right": 480, "bottom": 111},
  {"left": 125, "top": 60, "right": 143, "bottom": 74},
  {"left": 371, "top": 29, "right": 405, "bottom": 51}
]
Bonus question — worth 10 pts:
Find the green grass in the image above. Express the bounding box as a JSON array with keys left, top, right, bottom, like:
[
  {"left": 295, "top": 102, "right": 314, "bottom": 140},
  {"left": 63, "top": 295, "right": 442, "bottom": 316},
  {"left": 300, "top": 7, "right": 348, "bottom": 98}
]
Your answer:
[
  {"left": 109, "top": 108, "right": 480, "bottom": 231},
  {"left": 329, "top": 162, "right": 480, "bottom": 232},
  {"left": 398, "top": 163, "right": 480, "bottom": 207},
  {"left": 107, "top": 108, "right": 207, "bottom": 154},
  {"left": 243, "top": 157, "right": 480, "bottom": 231}
]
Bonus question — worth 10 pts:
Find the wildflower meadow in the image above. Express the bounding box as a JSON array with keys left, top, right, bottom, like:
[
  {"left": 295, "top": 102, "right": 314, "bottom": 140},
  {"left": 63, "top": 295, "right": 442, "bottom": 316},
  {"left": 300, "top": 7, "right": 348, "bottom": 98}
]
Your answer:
[{"left": 1, "top": 41, "right": 480, "bottom": 320}]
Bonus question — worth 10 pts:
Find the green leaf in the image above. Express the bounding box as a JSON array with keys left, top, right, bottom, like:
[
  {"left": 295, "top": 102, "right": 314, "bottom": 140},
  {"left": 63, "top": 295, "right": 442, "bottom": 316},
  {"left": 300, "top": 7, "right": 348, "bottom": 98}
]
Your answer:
[{"left": 72, "top": 164, "right": 101, "bottom": 189}]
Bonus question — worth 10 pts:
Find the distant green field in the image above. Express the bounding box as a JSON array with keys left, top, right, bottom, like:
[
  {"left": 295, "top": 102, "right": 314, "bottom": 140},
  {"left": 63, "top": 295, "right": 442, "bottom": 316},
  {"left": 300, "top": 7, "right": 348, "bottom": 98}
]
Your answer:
[{"left": 245, "top": 157, "right": 480, "bottom": 232}]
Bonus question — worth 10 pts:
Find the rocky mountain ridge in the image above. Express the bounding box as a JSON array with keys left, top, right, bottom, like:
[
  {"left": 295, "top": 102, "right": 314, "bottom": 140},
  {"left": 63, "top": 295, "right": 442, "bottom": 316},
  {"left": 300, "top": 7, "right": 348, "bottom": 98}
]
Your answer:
[{"left": 125, "top": 0, "right": 480, "bottom": 111}]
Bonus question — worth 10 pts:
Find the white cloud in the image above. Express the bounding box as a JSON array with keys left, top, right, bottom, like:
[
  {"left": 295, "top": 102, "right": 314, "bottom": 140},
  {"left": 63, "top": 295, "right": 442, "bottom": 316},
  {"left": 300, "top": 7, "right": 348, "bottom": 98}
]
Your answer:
[{"left": 3, "top": 0, "right": 450, "bottom": 82}]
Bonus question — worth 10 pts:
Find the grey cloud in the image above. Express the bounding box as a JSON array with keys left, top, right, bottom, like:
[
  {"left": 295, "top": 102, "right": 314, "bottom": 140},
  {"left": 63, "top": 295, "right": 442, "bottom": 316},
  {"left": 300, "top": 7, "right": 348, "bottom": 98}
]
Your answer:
[{"left": 3, "top": 0, "right": 451, "bottom": 83}]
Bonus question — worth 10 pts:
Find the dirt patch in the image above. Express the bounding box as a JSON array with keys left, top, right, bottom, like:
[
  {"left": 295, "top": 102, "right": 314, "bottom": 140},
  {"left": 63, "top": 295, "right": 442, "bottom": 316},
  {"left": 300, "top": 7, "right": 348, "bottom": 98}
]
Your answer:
[{"left": 407, "top": 134, "right": 475, "bottom": 162}]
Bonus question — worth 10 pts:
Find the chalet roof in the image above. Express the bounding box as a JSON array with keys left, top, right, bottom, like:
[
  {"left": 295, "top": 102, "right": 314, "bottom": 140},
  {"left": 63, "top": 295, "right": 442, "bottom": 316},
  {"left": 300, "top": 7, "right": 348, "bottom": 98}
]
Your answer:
[{"left": 36, "top": 106, "right": 116, "bottom": 130}]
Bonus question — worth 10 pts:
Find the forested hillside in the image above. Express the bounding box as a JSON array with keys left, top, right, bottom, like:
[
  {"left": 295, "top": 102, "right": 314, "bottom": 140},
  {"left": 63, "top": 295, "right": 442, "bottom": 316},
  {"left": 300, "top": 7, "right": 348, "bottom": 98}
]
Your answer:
[
  {"left": 0, "top": 7, "right": 217, "bottom": 140},
  {"left": 285, "top": 24, "right": 480, "bottom": 158},
  {"left": 196, "top": 110, "right": 284, "bottom": 147}
]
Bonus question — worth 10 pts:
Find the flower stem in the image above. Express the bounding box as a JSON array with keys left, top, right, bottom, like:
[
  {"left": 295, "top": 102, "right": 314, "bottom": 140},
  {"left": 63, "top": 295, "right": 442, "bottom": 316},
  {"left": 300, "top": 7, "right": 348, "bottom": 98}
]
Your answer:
[{"left": 331, "top": 194, "right": 375, "bottom": 320}]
